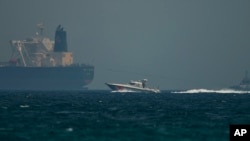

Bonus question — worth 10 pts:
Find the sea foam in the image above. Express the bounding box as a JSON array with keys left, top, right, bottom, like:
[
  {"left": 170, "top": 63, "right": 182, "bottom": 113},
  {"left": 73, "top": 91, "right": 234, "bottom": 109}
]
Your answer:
[{"left": 173, "top": 88, "right": 250, "bottom": 94}]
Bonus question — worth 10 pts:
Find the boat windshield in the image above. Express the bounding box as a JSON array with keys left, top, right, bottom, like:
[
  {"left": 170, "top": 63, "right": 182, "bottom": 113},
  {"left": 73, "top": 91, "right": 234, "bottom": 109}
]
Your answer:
[{"left": 129, "top": 81, "right": 143, "bottom": 87}]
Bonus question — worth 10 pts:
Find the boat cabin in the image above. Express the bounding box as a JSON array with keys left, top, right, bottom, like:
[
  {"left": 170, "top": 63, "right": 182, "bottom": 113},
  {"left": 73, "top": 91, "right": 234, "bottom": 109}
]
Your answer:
[{"left": 129, "top": 79, "right": 147, "bottom": 88}]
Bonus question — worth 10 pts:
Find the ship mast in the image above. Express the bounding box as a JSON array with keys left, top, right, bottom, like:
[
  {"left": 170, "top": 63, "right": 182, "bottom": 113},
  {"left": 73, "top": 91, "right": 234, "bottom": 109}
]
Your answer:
[
  {"left": 37, "top": 23, "right": 45, "bottom": 36},
  {"left": 17, "top": 41, "right": 27, "bottom": 67}
]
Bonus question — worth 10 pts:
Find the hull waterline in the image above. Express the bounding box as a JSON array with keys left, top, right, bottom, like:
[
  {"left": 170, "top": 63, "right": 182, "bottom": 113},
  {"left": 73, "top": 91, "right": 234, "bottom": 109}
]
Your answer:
[{"left": 0, "top": 66, "right": 94, "bottom": 90}]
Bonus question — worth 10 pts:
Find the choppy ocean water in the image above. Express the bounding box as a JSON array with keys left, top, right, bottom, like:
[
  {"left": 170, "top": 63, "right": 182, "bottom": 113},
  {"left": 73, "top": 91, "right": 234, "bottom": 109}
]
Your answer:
[{"left": 0, "top": 89, "right": 250, "bottom": 141}]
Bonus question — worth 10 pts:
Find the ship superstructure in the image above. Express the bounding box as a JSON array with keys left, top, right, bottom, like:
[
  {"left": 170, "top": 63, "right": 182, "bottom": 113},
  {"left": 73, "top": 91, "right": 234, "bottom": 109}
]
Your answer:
[
  {"left": 0, "top": 24, "right": 94, "bottom": 90},
  {"left": 8, "top": 24, "right": 73, "bottom": 67}
]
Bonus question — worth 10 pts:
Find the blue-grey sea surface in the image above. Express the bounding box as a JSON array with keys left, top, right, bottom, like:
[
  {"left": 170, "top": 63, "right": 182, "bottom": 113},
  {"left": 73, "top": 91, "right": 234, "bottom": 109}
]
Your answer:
[{"left": 0, "top": 90, "right": 250, "bottom": 141}]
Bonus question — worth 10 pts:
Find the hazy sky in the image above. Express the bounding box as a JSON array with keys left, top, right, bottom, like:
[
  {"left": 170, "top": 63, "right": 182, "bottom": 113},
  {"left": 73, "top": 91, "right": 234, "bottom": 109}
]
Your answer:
[{"left": 0, "top": 0, "right": 250, "bottom": 90}]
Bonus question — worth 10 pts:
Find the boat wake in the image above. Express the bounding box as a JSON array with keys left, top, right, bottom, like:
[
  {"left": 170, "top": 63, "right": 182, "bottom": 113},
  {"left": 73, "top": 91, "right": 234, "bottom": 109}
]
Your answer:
[{"left": 172, "top": 88, "right": 250, "bottom": 94}]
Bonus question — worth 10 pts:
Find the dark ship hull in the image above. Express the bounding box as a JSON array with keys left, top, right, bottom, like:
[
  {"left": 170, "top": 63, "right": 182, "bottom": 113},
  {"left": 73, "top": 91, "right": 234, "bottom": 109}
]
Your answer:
[{"left": 0, "top": 65, "right": 94, "bottom": 90}]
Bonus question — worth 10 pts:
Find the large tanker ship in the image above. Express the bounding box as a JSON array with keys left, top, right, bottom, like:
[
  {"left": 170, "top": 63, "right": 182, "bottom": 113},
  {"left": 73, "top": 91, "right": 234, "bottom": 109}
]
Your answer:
[{"left": 0, "top": 24, "right": 94, "bottom": 90}]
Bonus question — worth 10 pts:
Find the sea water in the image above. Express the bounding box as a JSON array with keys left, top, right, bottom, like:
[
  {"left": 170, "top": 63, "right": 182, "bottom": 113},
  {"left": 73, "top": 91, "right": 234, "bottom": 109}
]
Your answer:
[{"left": 0, "top": 89, "right": 250, "bottom": 141}]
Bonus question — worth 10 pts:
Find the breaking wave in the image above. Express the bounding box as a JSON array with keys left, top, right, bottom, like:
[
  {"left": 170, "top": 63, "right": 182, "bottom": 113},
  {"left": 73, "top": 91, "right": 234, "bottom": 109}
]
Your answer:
[{"left": 172, "top": 88, "right": 250, "bottom": 94}]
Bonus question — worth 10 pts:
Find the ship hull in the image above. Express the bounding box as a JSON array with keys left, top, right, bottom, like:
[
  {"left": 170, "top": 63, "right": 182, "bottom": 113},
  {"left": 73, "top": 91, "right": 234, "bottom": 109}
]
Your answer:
[
  {"left": 105, "top": 83, "right": 160, "bottom": 93},
  {"left": 0, "top": 65, "right": 94, "bottom": 90},
  {"left": 229, "top": 85, "right": 250, "bottom": 91}
]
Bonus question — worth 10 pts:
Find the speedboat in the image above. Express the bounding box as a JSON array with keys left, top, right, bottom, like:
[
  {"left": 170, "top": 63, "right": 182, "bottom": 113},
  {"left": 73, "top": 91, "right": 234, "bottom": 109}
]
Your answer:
[{"left": 105, "top": 79, "right": 160, "bottom": 93}]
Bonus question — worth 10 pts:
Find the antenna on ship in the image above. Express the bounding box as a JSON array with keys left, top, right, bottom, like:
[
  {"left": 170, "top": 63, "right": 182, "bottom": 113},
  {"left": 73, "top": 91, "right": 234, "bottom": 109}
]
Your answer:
[{"left": 37, "top": 23, "right": 45, "bottom": 36}]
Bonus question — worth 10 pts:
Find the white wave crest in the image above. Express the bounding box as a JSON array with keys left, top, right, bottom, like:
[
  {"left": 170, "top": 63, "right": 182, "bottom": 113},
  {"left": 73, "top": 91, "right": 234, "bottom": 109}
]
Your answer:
[
  {"left": 20, "top": 105, "right": 30, "bottom": 108},
  {"left": 173, "top": 88, "right": 250, "bottom": 94},
  {"left": 66, "top": 127, "right": 74, "bottom": 132}
]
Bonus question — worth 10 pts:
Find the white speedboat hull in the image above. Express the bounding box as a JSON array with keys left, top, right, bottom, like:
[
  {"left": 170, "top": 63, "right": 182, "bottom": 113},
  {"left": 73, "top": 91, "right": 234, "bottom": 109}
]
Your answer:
[{"left": 105, "top": 83, "right": 160, "bottom": 93}]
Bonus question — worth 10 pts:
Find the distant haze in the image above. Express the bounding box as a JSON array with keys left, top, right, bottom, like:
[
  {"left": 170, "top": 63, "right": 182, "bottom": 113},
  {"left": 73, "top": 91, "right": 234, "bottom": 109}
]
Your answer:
[{"left": 1, "top": 0, "right": 250, "bottom": 90}]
